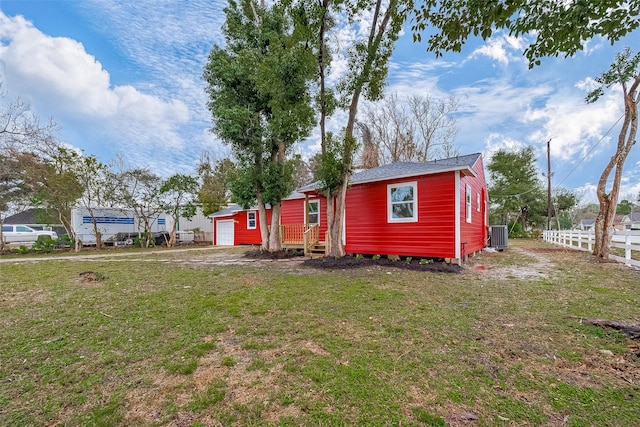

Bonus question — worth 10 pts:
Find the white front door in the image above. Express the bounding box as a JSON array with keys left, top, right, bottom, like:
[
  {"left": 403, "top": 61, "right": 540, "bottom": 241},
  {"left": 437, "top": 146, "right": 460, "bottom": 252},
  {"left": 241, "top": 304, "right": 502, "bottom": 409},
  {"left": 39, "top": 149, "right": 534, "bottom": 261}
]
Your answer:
[{"left": 216, "top": 220, "right": 234, "bottom": 245}]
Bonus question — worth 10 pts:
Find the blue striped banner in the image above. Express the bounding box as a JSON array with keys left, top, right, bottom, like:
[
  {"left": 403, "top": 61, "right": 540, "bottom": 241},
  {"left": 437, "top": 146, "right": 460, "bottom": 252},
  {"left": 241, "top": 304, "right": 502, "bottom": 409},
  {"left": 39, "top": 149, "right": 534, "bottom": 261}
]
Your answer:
[{"left": 82, "top": 216, "right": 135, "bottom": 225}]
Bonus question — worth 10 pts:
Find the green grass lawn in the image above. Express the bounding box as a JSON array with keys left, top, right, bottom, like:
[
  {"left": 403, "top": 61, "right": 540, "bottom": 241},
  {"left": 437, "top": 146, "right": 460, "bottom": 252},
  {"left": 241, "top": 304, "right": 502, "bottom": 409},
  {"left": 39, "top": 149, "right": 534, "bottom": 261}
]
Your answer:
[{"left": 1, "top": 240, "right": 639, "bottom": 426}]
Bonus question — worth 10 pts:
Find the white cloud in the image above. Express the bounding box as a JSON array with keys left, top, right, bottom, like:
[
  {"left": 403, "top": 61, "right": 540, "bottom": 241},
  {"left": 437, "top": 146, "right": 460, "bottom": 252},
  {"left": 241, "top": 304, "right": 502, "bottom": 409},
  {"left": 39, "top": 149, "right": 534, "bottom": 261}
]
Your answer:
[
  {"left": 574, "top": 77, "right": 600, "bottom": 92},
  {"left": 0, "top": 11, "right": 192, "bottom": 160},
  {"left": 468, "top": 33, "right": 527, "bottom": 65},
  {"left": 524, "top": 88, "right": 622, "bottom": 161},
  {"left": 483, "top": 133, "right": 526, "bottom": 159}
]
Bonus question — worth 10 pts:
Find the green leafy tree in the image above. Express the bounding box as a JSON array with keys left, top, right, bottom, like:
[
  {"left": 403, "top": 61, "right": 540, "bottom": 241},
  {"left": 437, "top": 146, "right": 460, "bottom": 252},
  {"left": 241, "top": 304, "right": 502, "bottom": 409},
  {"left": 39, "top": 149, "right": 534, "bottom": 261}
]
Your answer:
[
  {"left": 160, "top": 174, "right": 199, "bottom": 247},
  {"left": 204, "top": 0, "right": 316, "bottom": 251},
  {"left": 550, "top": 188, "right": 578, "bottom": 230},
  {"left": 616, "top": 199, "right": 634, "bottom": 215},
  {"left": 197, "top": 155, "right": 237, "bottom": 216},
  {"left": 32, "top": 147, "right": 84, "bottom": 240},
  {"left": 586, "top": 48, "right": 639, "bottom": 259},
  {"left": 412, "top": 0, "right": 639, "bottom": 68},
  {"left": 117, "top": 168, "right": 164, "bottom": 248},
  {"left": 487, "top": 147, "right": 545, "bottom": 233},
  {"left": 70, "top": 154, "right": 116, "bottom": 249},
  {"left": 0, "top": 150, "right": 48, "bottom": 251}
]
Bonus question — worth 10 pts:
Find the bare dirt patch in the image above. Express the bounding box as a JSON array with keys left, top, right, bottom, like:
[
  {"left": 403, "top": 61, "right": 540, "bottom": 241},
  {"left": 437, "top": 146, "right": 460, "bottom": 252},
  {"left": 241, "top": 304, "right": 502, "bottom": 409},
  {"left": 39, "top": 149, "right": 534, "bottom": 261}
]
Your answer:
[{"left": 123, "top": 331, "right": 328, "bottom": 425}]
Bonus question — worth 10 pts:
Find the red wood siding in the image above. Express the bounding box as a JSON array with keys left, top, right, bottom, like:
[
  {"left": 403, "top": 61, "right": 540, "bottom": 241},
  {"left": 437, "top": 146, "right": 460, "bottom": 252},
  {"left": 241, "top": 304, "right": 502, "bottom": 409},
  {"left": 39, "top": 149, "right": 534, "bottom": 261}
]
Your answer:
[
  {"left": 281, "top": 196, "right": 329, "bottom": 239},
  {"left": 237, "top": 209, "right": 271, "bottom": 245},
  {"left": 213, "top": 209, "right": 271, "bottom": 246},
  {"left": 459, "top": 157, "right": 488, "bottom": 255},
  {"left": 345, "top": 173, "right": 457, "bottom": 258}
]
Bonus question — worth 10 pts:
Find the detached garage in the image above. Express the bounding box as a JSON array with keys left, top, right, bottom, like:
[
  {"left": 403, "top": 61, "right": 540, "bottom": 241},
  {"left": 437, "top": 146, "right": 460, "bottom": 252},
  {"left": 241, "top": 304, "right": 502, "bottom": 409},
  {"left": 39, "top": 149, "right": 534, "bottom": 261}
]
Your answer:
[{"left": 211, "top": 204, "right": 271, "bottom": 246}]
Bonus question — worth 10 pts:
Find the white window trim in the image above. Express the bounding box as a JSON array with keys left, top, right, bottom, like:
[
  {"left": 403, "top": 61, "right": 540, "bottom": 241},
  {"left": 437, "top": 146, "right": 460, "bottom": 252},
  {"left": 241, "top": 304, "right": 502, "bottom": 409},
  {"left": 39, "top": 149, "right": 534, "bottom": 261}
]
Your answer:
[
  {"left": 466, "top": 184, "right": 472, "bottom": 223},
  {"left": 306, "top": 199, "right": 320, "bottom": 225},
  {"left": 247, "top": 211, "right": 257, "bottom": 229},
  {"left": 476, "top": 192, "right": 481, "bottom": 212},
  {"left": 388, "top": 181, "right": 418, "bottom": 223}
]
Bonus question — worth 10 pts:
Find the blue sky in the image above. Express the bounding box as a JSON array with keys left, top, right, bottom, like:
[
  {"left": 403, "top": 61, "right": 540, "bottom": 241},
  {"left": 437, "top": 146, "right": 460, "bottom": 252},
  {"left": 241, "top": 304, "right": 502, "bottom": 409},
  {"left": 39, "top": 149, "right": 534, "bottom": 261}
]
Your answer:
[{"left": 1, "top": 1, "right": 639, "bottom": 205}]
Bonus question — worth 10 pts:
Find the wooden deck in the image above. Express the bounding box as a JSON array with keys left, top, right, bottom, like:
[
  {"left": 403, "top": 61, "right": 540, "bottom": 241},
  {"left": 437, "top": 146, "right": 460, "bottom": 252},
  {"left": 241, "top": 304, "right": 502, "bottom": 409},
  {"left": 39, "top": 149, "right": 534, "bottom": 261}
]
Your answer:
[{"left": 279, "top": 224, "right": 326, "bottom": 257}]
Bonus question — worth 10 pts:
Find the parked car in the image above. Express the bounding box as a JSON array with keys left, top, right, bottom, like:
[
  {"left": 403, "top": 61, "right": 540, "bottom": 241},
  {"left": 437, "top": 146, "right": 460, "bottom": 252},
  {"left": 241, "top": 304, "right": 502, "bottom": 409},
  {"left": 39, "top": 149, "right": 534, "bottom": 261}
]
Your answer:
[{"left": 1, "top": 224, "right": 58, "bottom": 243}]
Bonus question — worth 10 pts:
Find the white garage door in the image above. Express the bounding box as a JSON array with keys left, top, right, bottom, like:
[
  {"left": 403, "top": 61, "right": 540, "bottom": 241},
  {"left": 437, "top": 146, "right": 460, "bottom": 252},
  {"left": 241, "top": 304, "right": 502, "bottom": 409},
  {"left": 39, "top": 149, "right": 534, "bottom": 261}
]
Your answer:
[{"left": 216, "top": 220, "right": 234, "bottom": 246}]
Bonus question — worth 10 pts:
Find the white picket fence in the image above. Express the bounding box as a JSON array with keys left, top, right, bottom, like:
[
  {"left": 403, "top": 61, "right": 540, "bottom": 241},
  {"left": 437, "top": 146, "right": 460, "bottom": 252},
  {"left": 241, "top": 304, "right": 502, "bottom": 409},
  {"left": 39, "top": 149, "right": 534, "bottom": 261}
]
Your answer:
[{"left": 543, "top": 229, "right": 640, "bottom": 268}]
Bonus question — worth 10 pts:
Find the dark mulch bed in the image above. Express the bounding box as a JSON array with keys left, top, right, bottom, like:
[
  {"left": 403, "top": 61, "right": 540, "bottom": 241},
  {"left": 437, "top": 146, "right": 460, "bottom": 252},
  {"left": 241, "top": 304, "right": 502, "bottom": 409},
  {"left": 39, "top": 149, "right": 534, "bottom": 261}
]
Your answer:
[
  {"left": 302, "top": 255, "right": 463, "bottom": 273},
  {"left": 243, "top": 248, "right": 304, "bottom": 260},
  {"left": 244, "top": 250, "right": 462, "bottom": 273}
]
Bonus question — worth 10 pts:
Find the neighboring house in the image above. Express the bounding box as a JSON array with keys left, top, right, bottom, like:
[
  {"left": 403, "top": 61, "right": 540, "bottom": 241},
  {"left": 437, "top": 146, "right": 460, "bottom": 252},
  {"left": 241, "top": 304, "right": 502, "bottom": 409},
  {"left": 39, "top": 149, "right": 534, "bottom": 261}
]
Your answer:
[
  {"left": 579, "top": 219, "right": 595, "bottom": 231},
  {"left": 613, "top": 214, "right": 626, "bottom": 231},
  {"left": 578, "top": 214, "right": 639, "bottom": 231},
  {"left": 212, "top": 153, "right": 488, "bottom": 264},
  {"left": 212, "top": 204, "right": 272, "bottom": 246},
  {"left": 622, "top": 212, "right": 640, "bottom": 230}
]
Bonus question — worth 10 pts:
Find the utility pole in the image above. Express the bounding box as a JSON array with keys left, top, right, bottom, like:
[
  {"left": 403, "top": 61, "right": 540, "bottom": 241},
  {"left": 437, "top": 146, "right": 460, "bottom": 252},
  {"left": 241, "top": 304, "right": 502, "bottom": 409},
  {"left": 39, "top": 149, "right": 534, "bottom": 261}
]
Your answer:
[{"left": 547, "top": 139, "right": 552, "bottom": 231}]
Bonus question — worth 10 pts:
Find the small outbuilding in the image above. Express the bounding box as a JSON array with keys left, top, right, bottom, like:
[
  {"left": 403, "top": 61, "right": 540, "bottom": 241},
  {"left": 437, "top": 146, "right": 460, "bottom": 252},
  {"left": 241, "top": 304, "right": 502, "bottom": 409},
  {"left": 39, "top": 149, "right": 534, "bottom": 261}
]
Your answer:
[{"left": 211, "top": 204, "right": 271, "bottom": 246}]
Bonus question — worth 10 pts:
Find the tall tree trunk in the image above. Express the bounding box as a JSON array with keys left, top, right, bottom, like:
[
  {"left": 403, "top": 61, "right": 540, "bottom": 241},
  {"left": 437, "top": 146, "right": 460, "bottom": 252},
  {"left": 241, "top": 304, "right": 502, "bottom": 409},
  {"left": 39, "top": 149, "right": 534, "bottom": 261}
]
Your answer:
[
  {"left": 593, "top": 89, "right": 638, "bottom": 258},
  {"left": 169, "top": 214, "right": 178, "bottom": 247},
  {"left": 86, "top": 206, "right": 103, "bottom": 249},
  {"left": 267, "top": 140, "right": 286, "bottom": 252},
  {"left": 269, "top": 203, "right": 282, "bottom": 251},
  {"left": 59, "top": 210, "right": 73, "bottom": 241},
  {"left": 257, "top": 193, "right": 269, "bottom": 251}
]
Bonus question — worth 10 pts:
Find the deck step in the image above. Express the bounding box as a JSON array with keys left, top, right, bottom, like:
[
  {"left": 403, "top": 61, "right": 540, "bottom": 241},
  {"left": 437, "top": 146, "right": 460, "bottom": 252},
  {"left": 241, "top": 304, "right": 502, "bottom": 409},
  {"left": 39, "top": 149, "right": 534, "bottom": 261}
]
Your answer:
[{"left": 307, "top": 243, "right": 326, "bottom": 257}]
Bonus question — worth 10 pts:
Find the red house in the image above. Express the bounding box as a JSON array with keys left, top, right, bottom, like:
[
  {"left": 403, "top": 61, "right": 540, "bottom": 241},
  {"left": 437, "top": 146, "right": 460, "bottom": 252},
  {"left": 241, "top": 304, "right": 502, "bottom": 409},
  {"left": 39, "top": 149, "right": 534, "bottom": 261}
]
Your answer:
[
  {"left": 212, "top": 153, "right": 488, "bottom": 263},
  {"left": 211, "top": 204, "right": 271, "bottom": 246}
]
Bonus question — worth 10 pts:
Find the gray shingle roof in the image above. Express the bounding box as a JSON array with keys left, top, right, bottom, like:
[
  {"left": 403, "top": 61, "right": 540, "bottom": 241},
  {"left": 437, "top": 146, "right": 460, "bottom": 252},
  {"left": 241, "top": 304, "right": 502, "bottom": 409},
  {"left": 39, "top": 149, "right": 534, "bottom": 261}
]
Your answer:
[
  {"left": 210, "top": 204, "right": 243, "bottom": 217},
  {"left": 296, "top": 153, "right": 481, "bottom": 193},
  {"left": 210, "top": 202, "right": 274, "bottom": 216},
  {"left": 4, "top": 208, "right": 61, "bottom": 225},
  {"left": 351, "top": 153, "right": 481, "bottom": 184}
]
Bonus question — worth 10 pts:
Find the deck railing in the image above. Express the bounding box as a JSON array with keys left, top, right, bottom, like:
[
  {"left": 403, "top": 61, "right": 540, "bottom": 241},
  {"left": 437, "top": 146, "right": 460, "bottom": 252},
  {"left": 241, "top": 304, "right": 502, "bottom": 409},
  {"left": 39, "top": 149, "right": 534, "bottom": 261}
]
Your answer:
[
  {"left": 279, "top": 224, "right": 307, "bottom": 245},
  {"left": 543, "top": 229, "right": 640, "bottom": 268},
  {"left": 303, "top": 225, "right": 319, "bottom": 254}
]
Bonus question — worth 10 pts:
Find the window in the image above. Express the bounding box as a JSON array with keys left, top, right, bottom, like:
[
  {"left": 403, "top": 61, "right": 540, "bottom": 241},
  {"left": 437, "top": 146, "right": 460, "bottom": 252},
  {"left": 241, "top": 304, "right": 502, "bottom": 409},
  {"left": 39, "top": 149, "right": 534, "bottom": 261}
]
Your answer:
[
  {"left": 477, "top": 192, "right": 481, "bottom": 212},
  {"left": 307, "top": 200, "right": 320, "bottom": 225},
  {"left": 466, "top": 185, "right": 472, "bottom": 223},
  {"left": 388, "top": 182, "right": 417, "bottom": 222},
  {"left": 2, "top": 225, "right": 12, "bottom": 232},
  {"left": 16, "top": 225, "right": 31, "bottom": 232},
  {"left": 247, "top": 211, "right": 256, "bottom": 229}
]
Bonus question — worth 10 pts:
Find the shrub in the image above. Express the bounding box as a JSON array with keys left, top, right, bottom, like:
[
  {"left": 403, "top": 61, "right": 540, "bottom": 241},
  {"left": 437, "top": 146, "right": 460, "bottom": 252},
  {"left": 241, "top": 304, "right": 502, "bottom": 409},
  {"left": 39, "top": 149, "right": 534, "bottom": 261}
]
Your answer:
[
  {"left": 13, "top": 245, "right": 30, "bottom": 254},
  {"left": 33, "top": 235, "right": 57, "bottom": 253},
  {"left": 56, "top": 234, "right": 74, "bottom": 248}
]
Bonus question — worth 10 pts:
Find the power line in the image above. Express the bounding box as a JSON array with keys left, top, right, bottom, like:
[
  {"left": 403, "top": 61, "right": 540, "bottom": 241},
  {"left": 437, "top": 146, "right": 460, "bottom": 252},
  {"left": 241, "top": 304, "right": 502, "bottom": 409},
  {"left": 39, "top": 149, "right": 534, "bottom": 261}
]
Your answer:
[
  {"left": 555, "top": 113, "right": 625, "bottom": 188},
  {"left": 488, "top": 113, "right": 625, "bottom": 199}
]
